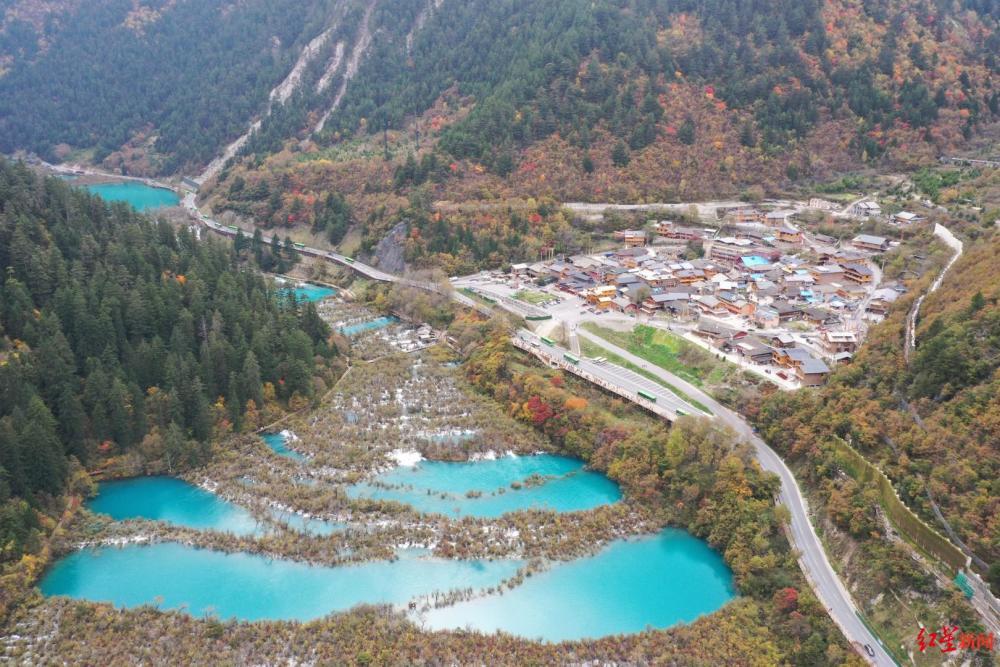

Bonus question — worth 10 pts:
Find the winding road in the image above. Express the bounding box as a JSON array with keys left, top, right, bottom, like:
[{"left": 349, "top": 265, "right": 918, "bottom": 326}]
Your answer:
[{"left": 572, "top": 328, "right": 895, "bottom": 666}]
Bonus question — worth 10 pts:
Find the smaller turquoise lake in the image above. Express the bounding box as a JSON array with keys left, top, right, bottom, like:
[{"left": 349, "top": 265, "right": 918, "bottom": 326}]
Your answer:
[
  {"left": 87, "top": 477, "right": 260, "bottom": 536},
  {"left": 339, "top": 316, "right": 398, "bottom": 336},
  {"left": 282, "top": 284, "right": 337, "bottom": 303},
  {"left": 348, "top": 454, "right": 622, "bottom": 518},
  {"left": 262, "top": 432, "right": 305, "bottom": 461},
  {"left": 84, "top": 182, "right": 180, "bottom": 211},
  {"left": 40, "top": 543, "right": 521, "bottom": 622}
]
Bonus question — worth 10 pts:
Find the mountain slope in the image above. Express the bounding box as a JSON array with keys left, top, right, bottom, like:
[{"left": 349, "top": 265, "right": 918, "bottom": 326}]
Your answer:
[
  {"left": 758, "top": 209, "right": 1000, "bottom": 575},
  {"left": 2, "top": 0, "right": 999, "bottom": 274},
  {"left": 190, "top": 0, "right": 1000, "bottom": 274},
  {"left": 317, "top": 0, "right": 1000, "bottom": 179},
  {"left": 3, "top": 0, "right": 997, "bottom": 185},
  {"left": 0, "top": 0, "right": 348, "bottom": 173}
]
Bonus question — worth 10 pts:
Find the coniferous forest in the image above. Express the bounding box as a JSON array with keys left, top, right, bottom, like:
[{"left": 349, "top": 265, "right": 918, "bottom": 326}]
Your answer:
[
  {"left": 0, "top": 0, "right": 339, "bottom": 173},
  {"left": 1, "top": 0, "right": 997, "bottom": 182},
  {"left": 0, "top": 161, "right": 332, "bottom": 561}
]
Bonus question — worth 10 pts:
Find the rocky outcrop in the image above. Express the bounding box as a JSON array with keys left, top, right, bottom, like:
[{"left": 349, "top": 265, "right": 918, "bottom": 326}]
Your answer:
[{"left": 371, "top": 221, "right": 408, "bottom": 274}]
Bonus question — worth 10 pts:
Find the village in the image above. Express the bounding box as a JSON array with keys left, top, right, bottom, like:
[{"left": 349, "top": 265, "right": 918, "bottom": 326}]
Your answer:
[{"left": 458, "top": 200, "right": 930, "bottom": 388}]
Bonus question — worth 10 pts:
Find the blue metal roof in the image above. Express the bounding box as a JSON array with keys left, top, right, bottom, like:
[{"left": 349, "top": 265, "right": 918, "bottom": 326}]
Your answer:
[{"left": 741, "top": 255, "right": 771, "bottom": 267}]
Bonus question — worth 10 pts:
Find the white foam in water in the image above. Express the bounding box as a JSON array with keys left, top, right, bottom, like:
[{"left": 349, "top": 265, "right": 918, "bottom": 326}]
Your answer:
[
  {"left": 468, "top": 449, "right": 520, "bottom": 461},
  {"left": 280, "top": 429, "right": 299, "bottom": 442},
  {"left": 389, "top": 449, "right": 424, "bottom": 467}
]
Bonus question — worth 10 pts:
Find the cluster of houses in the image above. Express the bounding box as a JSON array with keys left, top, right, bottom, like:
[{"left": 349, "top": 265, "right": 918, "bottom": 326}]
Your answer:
[
  {"left": 511, "top": 215, "right": 911, "bottom": 386},
  {"left": 843, "top": 199, "right": 928, "bottom": 227},
  {"left": 691, "top": 321, "right": 847, "bottom": 386}
]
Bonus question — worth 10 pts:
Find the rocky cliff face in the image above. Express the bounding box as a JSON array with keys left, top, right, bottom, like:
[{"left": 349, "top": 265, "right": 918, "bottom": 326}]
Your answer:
[{"left": 371, "top": 220, "right": 408, "bottom": 274}]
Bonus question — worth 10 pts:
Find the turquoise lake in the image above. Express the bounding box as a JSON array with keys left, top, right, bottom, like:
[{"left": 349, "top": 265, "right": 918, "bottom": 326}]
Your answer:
[
  {"left": 421, "top": 529, "right": 736, "bottom": 641},
  {"left": 339, "top": 315, "right": 398, "bottom": 336},
  {"left": 347, "top": 454, "right": 622, "bottom": 518},
  {"left": 39, "top": 529, "right": 735, "bottom": 639},
  {"left": 84, "top": 182, "right": 180, "bottom": 211},
  {"left": 282, "top": 284, "right": 337, "bottom": 303},
  {"left": 87, "top": 477, "right": 261, "bottom": 536},
  {"left": 262, "top": 432, "right": 305, "bottom": 461},
  {"left": 91, "top": 476, "right": 342, "bottom": 537},
  {"left": 40, "top": 542, "right": 521, "bottom": 622}
]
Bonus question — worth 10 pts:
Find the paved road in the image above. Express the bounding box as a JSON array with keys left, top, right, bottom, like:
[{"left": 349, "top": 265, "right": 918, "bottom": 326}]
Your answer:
[
  {"left": 461, "top": 285, "right": 549, "bottom": 319},
  {"left": 939, "top": 156, "right": 1000, "bottom": 168},
  {"left": 562, "top": 199, "right": 748, "bottom": 221},
  {"left": 566, "top": 324, "right": 581, "bottom": 356},
  {"left": 516, "top": 330, "right": 706, "bottom": 419},
  {"left": 574, "top": 329, "right": 896, "bottom": 666},
  {"left": 182, "top": 192, "right": 401, "bottom": 282},
  {"left": 467, "top": 281, "right": 892, "bottom": 663},
  {"left": 454, "top": 275, "right": 895, "bottom": 663}
]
